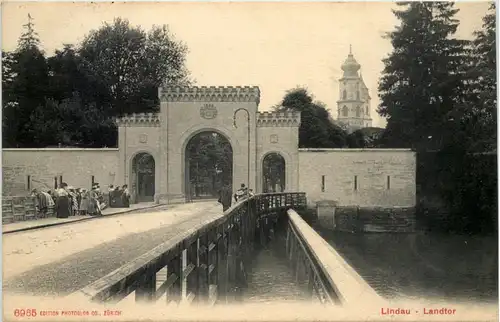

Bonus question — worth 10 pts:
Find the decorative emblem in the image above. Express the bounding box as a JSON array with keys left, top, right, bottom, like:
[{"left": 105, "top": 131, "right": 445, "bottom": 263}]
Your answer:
[
  {"left": 200, "top": 103, "right": 218, "bottom": 119},
  {"left": 270, "top": 134, "right": 279, "bottom": 144},
  {"left": 139, "top": 134, "right": 148, "bottom": 144}
]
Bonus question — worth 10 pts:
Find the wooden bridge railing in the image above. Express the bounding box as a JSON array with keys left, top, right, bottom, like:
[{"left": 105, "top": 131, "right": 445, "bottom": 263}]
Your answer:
[
  {"left": 73, "top": 192, "right": 307, "bottom": 305},
  {"left": 2, "top": 193, "right": 112, "bottom": 224},
  {"left": 286, "top": 209, "right": 340, "bottom": 304},
  {"left": 285, "top": 209, "right": 385, "bottom": 306},
  {"left": 2, "top": 196, "right": 39, "bottom": 223}
]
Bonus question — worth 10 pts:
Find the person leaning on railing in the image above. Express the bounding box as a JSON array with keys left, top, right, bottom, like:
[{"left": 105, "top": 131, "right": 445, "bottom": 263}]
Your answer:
[{"left": 234, "top": 183, "right": 249, "bottom": 202}]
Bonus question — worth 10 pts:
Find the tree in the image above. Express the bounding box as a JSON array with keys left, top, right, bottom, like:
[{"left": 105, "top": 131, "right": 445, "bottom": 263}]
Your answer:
[
  {"left": 377, "top": 2, "right": 469, "bottom": 151},
  {"left": 46, "top": 44, "right": 89, "bottom": 102},
  {"left": 78, "top": 18, "right": 191, "bottom": 116},
  {"left": 3, "top": 14, "right": 50, "bottom": 147},
  {"left": 277, "top": 88, "right": 348, "bottom": 148},
  {"left": 459, "top": 2, "right": 497, "bottom": 152}
]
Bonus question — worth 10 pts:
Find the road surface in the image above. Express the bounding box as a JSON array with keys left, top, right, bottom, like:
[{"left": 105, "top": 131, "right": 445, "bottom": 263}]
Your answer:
[{"left": 3, "top": 201, "right": 223, "bottom": 296}]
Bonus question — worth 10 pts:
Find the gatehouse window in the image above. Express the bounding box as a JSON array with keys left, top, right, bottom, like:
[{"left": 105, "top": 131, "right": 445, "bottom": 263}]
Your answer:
[
  {"left": 356, "top": 106, "right": 361, "bottom": 117},
  {"left": 356, "top": 91, "right": 360, "bottom": 100},
  {"left": 387, "top": 176, "right": 391, "bottom": 190},
  {"left": 366, "top": 105, "right": 369, "bottom": 115},
  {"left": 321, "top": 175, "right": 325, "bottom": 192},
  {"left": 342, "top": 89, "right": 347, "bottom": 100},
  {"left": 26, "top": 175, "right": 31, "bottom": 191},
  {"left": 354, "top": 175, "right": 358, "bottom": 191},
  {"left": 342, "top": 106, "right": 348, "bottom": 117}
]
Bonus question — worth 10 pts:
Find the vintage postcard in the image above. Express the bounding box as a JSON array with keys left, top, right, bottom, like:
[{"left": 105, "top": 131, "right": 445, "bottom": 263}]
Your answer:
[{"left": 1, "top": 1, "right": 498, "bottom": 321}]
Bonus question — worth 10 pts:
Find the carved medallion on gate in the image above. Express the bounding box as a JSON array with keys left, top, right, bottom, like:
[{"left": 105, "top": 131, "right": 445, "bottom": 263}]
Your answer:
[
  {"left": 270, "top": 134, "right": 279, "bottom": 144},
  {"left": 200, "top": 103, "right": 218, "bottom": 120},
  {"left": 139, "top": 134, "right": 148, "bottom": 144}
]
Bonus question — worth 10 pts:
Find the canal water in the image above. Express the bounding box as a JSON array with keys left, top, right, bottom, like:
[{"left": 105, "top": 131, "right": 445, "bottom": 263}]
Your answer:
[
  {"left": 240, "top": 213, "right": 497, "bottom": 304},
  {"left": 242, "top": 226, "right": 311, "bottom": 303},
  {"left": 313, "top": 223, "right": 498, "bottom": 303}
]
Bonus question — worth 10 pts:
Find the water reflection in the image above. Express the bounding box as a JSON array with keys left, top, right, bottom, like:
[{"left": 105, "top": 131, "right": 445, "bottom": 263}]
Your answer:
[
  {"left": 243, "top": 233, "right": 310, "bottom": 303},
  {"left": 314, "top": 225, "right": 498, "bottom": 303}
]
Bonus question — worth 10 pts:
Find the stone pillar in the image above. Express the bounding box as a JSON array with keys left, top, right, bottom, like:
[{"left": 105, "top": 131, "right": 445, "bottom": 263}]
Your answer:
[{"left": 316, "top": 200, "right": 338, "bottom": 230}]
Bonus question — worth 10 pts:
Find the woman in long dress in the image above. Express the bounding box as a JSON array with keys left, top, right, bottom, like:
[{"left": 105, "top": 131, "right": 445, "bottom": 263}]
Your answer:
[
  {"left": 68, "top": 187, "right": 78, "bottom": 216},
  {"left": 79, "top": 189, "right": 90, "bottom": 216},
  {"left": 55, "top": 185, "right": 71, "bottom": 218},
  {"left": 88, "top": 186, "right": 102, "bottom": 216}
]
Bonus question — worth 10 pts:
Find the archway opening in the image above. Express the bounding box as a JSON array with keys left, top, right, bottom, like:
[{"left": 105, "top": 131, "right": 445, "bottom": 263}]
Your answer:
[
  {"left": 131, "top": 152, "right": 155, "bottom": 203},
  {"left": 262, "top": 153, "right": 286, "bottom": 193},
  {"left": 185, "top": 131, "right": 233, "bottom": 201}
]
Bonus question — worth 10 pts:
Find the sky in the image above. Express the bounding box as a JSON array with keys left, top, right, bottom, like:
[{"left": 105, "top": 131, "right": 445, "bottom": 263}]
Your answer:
[{"left": 2, "top": 1, "right": 491, "bottom": 128}]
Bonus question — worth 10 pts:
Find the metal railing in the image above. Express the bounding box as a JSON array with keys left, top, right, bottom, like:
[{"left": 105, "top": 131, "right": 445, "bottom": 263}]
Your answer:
[{"left": 74, "top": 192, "right": 307, "bottom": 305}]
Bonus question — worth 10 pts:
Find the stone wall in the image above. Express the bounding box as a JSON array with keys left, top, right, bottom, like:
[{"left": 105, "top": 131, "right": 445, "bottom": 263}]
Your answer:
[
  {"left": 2, "top": 149, "right": 119, "bottom": 196},
  {"left": 298, "top": 149, "right": 416, "bottom": 208},
  {"left": 334, "top": 206, "right": 416, "bottom": 233}
]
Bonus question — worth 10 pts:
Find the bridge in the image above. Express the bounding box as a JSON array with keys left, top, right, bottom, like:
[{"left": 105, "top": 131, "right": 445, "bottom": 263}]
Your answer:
[
  {"left": 3, "top": 193, "right": 497, "bottom": 322},
  {"left": 3, "top": 193, "right": 387, "bottom": 313}
]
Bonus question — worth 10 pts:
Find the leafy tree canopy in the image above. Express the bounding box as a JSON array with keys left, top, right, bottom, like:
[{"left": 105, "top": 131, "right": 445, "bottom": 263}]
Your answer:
[
  {"left": 2, "top": 15, "right": 192, "bottom": 148},
  {"left": 276, "top": 87, "right": 348, "bottom": 148},
  {"left": 377, "top": 2, "right": 469, "bottom": 151}
]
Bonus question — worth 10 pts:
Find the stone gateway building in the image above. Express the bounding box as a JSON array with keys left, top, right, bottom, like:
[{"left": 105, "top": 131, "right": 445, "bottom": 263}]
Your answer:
[{"left": 3, "top": 85, "right": 416, "bottom": 231}]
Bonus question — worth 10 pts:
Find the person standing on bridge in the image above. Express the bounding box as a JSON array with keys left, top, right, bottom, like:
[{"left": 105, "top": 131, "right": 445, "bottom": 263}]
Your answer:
[
  {"left": 122, "top": 185, "right": 130, "bottom": 207},
  {"left": 234, "top": 183, "right": 249, "bottom": 202},
  {"left": 218, "top": 183, "right": 232, "bottom": 212}
]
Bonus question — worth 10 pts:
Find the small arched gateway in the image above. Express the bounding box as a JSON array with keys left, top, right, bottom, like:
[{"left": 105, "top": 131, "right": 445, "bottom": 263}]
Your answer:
[
  {"left": 262, "top": 152, "right": 286, "bottom": 193},
  {"left": 131, "top": 152, "right": 156, "bottom": 203}
]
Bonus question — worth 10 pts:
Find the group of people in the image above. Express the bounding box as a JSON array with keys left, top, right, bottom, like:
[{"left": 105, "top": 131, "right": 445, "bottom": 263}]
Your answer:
[
  {"left": 31, "top": 182, "right": 109, "bottom": 219},
  {"left": 107, "top": 184, "right": 131, "bottom": 208},
  {"left": 218, "top": 183, "right": 254, "bottom": 212}
]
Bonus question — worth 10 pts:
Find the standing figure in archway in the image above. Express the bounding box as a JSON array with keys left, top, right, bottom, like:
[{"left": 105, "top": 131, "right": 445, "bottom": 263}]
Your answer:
[
  {"left": 218, "top": 183, "right": 232, "bottom": 212},
  {"left": 122, "top": 185, "right": 130, "bottom": 208}
]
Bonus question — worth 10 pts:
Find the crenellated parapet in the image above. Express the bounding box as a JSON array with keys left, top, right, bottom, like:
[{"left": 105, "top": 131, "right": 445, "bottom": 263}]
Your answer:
[
  {"left": 257, "top": 110, "right": 301, "bottom": 127},
  {"left": 159, "top": 86, "right": 260, "bottom": 104},
  {"left": 115, "top": 113, "right": 161, "bottom": 127}
]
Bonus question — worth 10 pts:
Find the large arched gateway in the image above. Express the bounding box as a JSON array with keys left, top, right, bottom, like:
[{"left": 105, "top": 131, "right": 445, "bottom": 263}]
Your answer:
[
  {"left": 184, "top": 131, "right": 233, "bottom": 201},
  {"left": 115, "top": 86, "right": 301, "bottom": 204}
]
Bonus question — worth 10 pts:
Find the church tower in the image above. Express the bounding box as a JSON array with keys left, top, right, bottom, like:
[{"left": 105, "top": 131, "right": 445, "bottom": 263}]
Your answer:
[{"left": 336, "top": 46, "right": 372, "bottom": 132}]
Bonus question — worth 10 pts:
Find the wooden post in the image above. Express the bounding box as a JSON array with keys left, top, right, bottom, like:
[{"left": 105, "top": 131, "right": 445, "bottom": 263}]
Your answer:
[
  {"left": 285, "top": 225, "right": 290, "bottom": 257},
  {"left": 295, "top": 246, "right": 301, "bottom": 281},
  {"left": 168, "top": 255, "right": 182, "bottom": 303},
  {"left": 308, "top": 273, "right": 315, "bottom": 299},
  {"left": 188, "top": 240, "right": 199, "bottom": 302},
  {"left": 135, "top": 269, "right": 156, "bottom": 302},
  {"left": 181, "top": 249, "right": 188, "bottom": 300},
  {"left": 197, "top": 236, "right": 209, "bottom": 303},
  {"left": 225, "top": 223, "right": 232, "bottom": 303}
]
